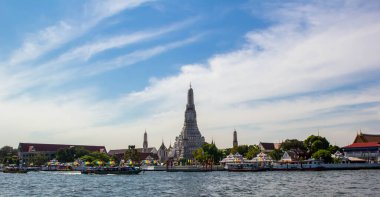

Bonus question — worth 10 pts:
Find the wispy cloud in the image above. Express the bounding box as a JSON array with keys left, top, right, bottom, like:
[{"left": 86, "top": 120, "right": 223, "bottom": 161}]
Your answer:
[
  {"left": 85, "top": 35, "right": 202, "bottom": 75},
  {"left": 6, "top": 0, "right": 153, "bottom": 66},
  {"left": 1, "top": 1, "right": 380, "bottom": 149},
  {"left": 110, "top": 1, "right": 380, "bottom": 147}
]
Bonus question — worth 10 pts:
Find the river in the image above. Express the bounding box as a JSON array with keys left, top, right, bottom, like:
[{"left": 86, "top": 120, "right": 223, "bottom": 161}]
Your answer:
[{"left": 0, "top": 170, "right": 379, "bottom": 196}]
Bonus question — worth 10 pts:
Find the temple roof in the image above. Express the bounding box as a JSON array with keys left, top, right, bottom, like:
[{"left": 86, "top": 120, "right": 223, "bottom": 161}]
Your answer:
[
  {"left": 19, "top": 143, "right": 106, "bottom": 153},
  {"left": 159, "top": 142, "right": 167, "bottom": 150},
  {"left": 343, "top": 142, "right": 380, "bottom": 149},
  {"left": 354, "top": 132, "right": 380, "bottom": 143},
  {"left": 108, "top": 147, "right": 158, "bottom": 155},
  {"left": 259, "top": 142, "right": 275, "bottom": 150}
]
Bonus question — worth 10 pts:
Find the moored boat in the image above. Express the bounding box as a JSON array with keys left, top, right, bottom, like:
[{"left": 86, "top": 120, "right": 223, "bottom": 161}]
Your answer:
[
  {"left": 272, "top": 159, "right": 324, "bottom": 171},
  {"left": 227, "top": 163, "right": 268, "bottom": 172},
  {"left": 81, "top": 166, "right": 141, "bottom": 175},
  {"left": 3, "top": 166, "right": 28, "bottom": 173}
]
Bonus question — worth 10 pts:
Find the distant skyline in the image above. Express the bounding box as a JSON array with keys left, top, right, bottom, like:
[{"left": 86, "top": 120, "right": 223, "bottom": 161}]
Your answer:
[{"left": 1, "top": 0, "right": 380, "bottom": 149}]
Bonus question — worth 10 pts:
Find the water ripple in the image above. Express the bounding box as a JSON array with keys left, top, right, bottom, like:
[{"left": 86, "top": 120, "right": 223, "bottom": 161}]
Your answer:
[{"left": 0, "top": 170, "right": 379, "bottom": 196}]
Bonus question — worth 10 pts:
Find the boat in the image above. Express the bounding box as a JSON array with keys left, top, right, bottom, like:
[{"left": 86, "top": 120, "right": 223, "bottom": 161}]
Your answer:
[
  {"left": 227, "top": 163, "right": 268, "bottom": 172},
  {"left": 2, "top": 166, "right": 28, "bottom": 173},
  {"left": 166, "top": 166, "right": 212, "bottom": 172},
  {"left": 272, "top": 159, "right": 325, "bottom": 171},
  {"left": 81, "top": 166, "right": 141, "bottom": 175}
]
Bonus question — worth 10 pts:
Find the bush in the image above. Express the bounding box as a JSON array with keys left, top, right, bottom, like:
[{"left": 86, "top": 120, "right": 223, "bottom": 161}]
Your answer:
[{"left": 312, "top": 149, "right": 332, "bottom": 163}]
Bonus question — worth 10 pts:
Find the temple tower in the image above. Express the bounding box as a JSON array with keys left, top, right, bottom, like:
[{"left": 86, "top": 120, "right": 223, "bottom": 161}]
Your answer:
[
  {"left": 233, "top": 129, "right": 238, "bottom": 147},
  {"left": 143, "top": 130, "right": 148, "bottom": 152},
  {"left": 174, "top": 85, "right": 205, "bottom": 160}
]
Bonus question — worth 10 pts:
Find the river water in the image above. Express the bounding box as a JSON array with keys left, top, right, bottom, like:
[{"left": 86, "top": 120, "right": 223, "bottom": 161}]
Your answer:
[{"left": 0, "top": 170, "right": 379, "bottom": 196}]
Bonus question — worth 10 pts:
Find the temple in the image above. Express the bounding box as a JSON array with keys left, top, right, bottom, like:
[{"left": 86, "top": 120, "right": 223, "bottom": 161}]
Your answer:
[
  {"left": 143, "top": 130, "right": 148, "bottom": 152},
  {"left": 233, "top": 129, "right": 238, "bottom": 147},
  {"left": 172, "top": 85, "right": 205, "bottom": 161}
]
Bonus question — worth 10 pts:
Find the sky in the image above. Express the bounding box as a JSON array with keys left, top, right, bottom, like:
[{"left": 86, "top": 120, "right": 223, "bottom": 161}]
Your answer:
[{"left": 1, "top": 0, "right": 380, "bottom": 150}]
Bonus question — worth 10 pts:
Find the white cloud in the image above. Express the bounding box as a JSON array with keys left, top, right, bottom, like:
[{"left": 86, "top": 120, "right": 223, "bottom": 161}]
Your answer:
[
  {"left": 85, "top": 35, "right": 201, "bottom": 75},
  {"left": 6, "top": 0, "right": 152, "bottom": 66},
  {"left": 1, "top": 1, "right": 380, "bottom": 150},
  {"left": 106, "top": 1, "right": 380, "bottom": 148}
]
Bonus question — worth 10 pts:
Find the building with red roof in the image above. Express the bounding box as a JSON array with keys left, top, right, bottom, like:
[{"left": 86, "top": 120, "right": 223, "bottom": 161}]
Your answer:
[
  {"left": 18, "top": 142, "right": 106, "bottom": 164},
  {"left": 342, "top": 132, "right": 380, "bottom": 162}
]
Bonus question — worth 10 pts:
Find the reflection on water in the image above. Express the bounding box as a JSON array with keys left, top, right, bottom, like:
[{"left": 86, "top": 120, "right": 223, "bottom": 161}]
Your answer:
[{"left": 0, "top": 170, "right": 379, "bottom": 196}]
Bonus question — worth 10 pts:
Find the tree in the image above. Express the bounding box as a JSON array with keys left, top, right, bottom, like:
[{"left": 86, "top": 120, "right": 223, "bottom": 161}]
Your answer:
[
  {"left": 328, "top": 145, "right": 341, "bottom": 154},
  {"left": 245, "top": 145, "right": 260, "bottom": 160},
  {"left": 193, "top": 143, "right": 224, "bottom": 165},
  {"left": 29, "top": 153, "right": 49, "bottom": 166},
  {"left": 281, "top": 139, "right": 307, "bottom": 158},
  {"left": 304, "top": 135, "right": 330, "bottom": 156},
  {"left": 0, "top": 146, "right": 18, "bottom": 164},
  {"left": 202, "top": 143, "right": 223, "bottom": 164},
  {"left": 193, "top": 148, "right": 207, "bottom": 165},
  {"left": 124, "top": 148, "right": 140, "bottom": 163},
  {"left": 230, "top": 145, "right": 249, "bottom": 156},
  {"left": 312, "top": 149, "right": 333, "bottom": 163},
  {"left": 56, "top": 147, "right": 91, "bottom": 162},
  {"left": 268, "top": 149, "right": 283, "bottom": 161}
]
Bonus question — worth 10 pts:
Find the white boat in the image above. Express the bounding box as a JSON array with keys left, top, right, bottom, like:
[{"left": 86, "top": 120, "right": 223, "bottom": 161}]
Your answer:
[{"left": 272, "top": 159, "right": 324, "bottom": 171}]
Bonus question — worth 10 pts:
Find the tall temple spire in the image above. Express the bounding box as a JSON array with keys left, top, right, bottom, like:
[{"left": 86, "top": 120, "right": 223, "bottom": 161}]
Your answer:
[
  {"left": 143, "top": 130, "right": 148, "bottom": 151},
  {"left": 174, "top": 86, "right": 205, "bottom": 160},
  {"left": 233, "top": 129, "right": 238, "bottom": 147},
  {"left": 187, "top": 84, "right": 194, "bottom": 109}
]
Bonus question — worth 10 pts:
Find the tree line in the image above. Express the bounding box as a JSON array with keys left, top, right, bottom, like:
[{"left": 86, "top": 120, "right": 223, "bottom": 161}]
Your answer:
[{"left": 192, "top": 134, "right": 341, "bottom": 165}]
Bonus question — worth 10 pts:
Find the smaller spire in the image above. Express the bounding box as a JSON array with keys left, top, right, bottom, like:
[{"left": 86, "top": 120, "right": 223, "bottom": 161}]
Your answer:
[{"left": 190, "top": 82, "right": 192, "bottom": 88}]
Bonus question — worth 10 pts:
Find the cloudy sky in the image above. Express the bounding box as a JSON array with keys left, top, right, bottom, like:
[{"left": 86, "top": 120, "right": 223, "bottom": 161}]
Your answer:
[{"left": 1, "top": 0, "right": 380, "bottom": 150}]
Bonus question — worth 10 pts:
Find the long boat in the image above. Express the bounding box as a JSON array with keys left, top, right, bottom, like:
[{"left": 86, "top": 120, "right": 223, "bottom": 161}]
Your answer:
[
  {"left": 81, "top": 166, "right": 141, "bottom": 175},
  {"left": 166, "top": 166, "right": 213, "bottom": 172},
  {"left": 227, "top": 163, "right": 268, "bottom": 172},
  {"left": 2, "top": 167, "right": 28, "bottom": 173},
  {"left": 272, "top": 160, "right": 325, "bottom": 171}
]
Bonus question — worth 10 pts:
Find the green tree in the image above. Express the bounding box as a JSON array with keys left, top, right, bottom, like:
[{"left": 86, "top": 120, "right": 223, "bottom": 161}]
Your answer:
[
  {"left": 230, "top": 145, "right": 249, "bottom": 156},
  {"left": 245, "top": 145, "right": 260, "bottom": 160},
  {"left": 56, "top": 147, "right": 91, "bottom": 162},
  {"left": 202, "top": 143, "right": 223, "bottom": 164},
  {"left": 281, "top": 139, "right": 307, "bottom": 158},
  {"left": 124, "top": 148, "right": 140, "bottom": 163},
  {"left": 89, "top": 151, "right": 110, "bottom": 162},
  {"left": 268, "top": 149, "right": 283, "bottom": 161},
  {"left": 328, "top": 145, "right": 341, "bottom": 154},
  {"left": 80, "top": 155, "right": 95, "bottom": 163},
  {"left": 193, "top": 148, "right": 207, "bottom": 165},
  {"left": 304, "top": 135, "right": 330, "bottom": 156},
  {"left": 0, "top": 146, "right": 18, "bottom": 164},
  {"left": 312, "top": 149, "right": 333, "bottom": 163},
  {"left": 193, "top": 143, "right": 224, "bottom": 165},
  {"left": 29, "top": 153, "right": 49, "bottom": 166}
]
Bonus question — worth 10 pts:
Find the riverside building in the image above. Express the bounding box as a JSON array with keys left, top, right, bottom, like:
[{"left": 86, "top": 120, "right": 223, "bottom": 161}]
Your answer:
[
  {"left": 18, "top": 143, "right": 106, "bottom": 164},
  {"left": 342, "top": 132, "right": 380, "bottom": 162}
]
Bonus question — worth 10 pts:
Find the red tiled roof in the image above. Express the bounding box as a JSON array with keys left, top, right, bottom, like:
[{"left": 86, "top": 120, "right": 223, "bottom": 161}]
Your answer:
[
  {"left": 343, "top": 142, "right": 380, "bottom": 149},
  {"left": 19, "top": 143, "right": 106, "bottom": 153}
]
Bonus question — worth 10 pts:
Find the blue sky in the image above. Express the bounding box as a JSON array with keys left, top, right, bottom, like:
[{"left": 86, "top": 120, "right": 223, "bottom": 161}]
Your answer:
[{"left": 1, "top": 0, "right": 380, "bottom": 149}]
